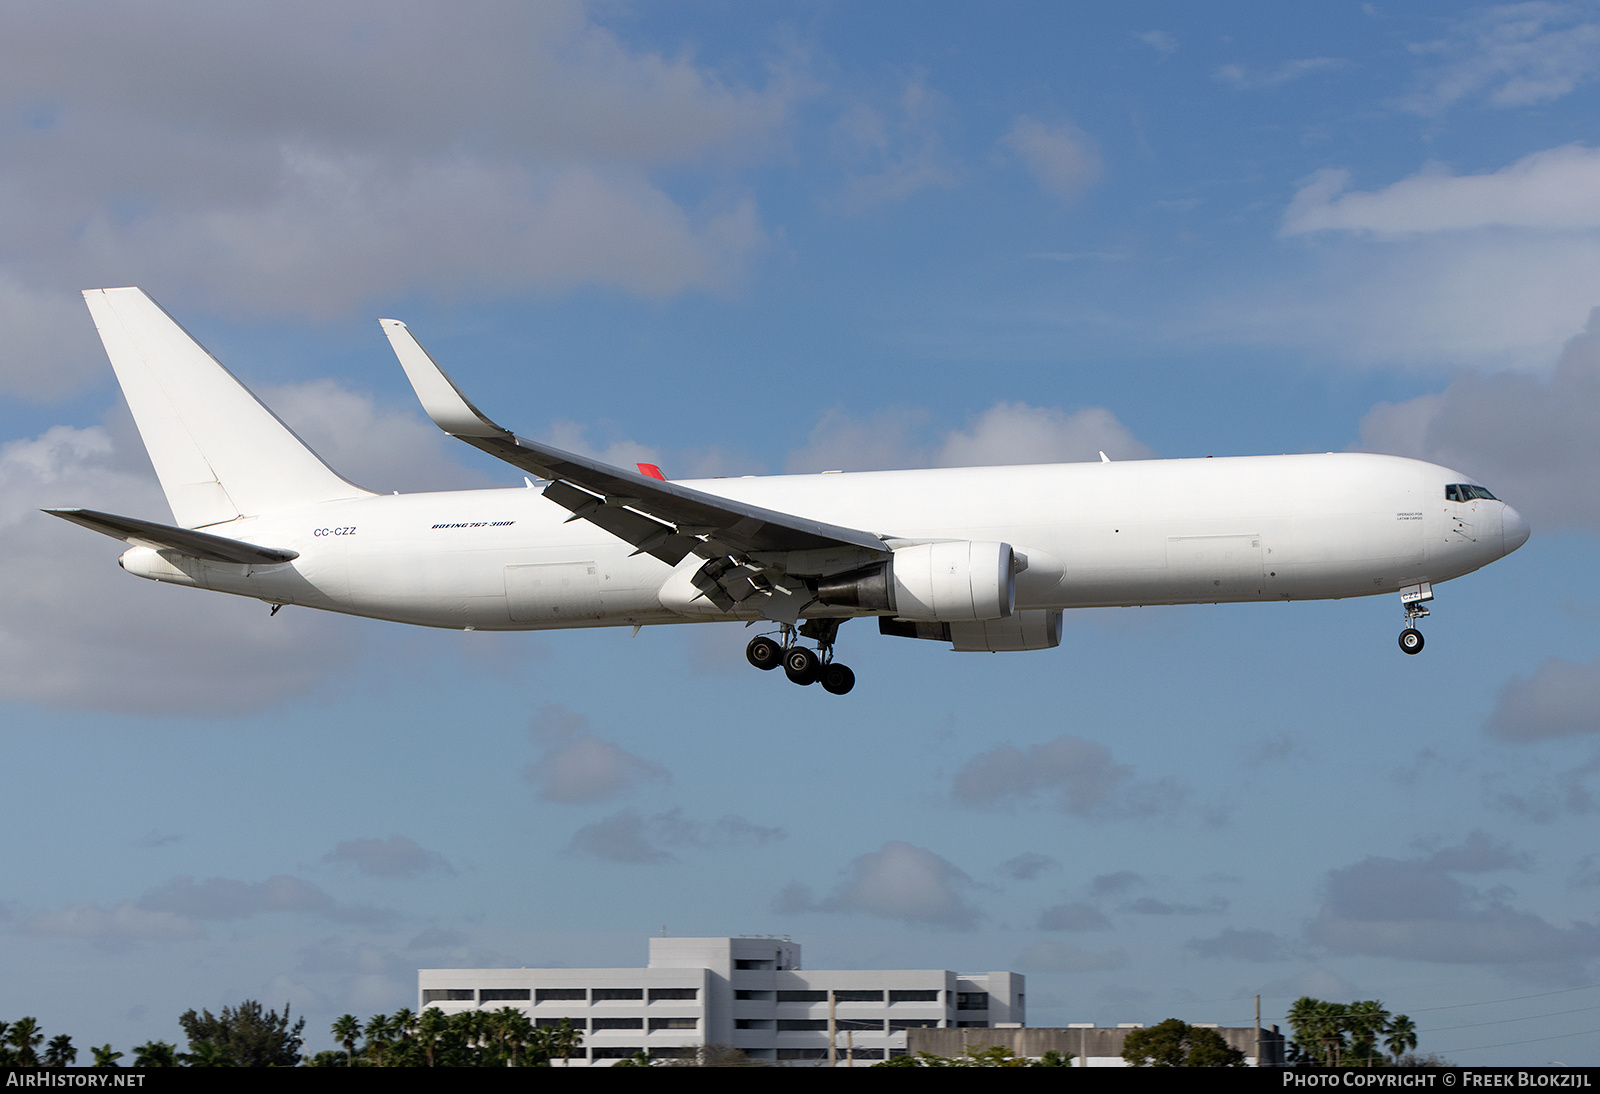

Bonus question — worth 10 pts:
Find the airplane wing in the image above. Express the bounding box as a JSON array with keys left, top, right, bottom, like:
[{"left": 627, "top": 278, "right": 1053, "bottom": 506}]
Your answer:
[
  {"left": 381, "top": 320, "right": 891, "bottom": 589},
  {"left": 43, "top": 508, "right": 299, "bottom": 565}
]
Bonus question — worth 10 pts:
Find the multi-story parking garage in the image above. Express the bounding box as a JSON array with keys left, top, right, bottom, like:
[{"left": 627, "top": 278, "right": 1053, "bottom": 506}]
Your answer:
[{"left": 419, "top": 936, "right": 1023, "bottom": 1066}]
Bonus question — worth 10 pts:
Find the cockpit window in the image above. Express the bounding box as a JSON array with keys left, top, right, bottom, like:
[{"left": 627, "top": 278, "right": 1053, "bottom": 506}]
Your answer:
[{"left": 1446, "top": 484, "right": 1497, "bottom": 502}]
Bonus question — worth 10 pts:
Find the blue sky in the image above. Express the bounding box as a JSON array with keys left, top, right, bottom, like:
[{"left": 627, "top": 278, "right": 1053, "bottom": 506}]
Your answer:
[{"left": 3, "top": 0, "right": 1600, "bottom": 1065}]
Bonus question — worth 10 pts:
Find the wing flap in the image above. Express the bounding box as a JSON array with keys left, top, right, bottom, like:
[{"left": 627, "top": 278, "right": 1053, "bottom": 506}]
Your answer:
[{"left": 44, "top": 508, "right": 299, "bottom": 565}]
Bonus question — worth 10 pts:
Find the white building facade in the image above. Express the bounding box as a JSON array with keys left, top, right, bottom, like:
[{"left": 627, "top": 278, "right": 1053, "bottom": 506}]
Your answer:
[{"left": 419, "top": 936, "right": 1024, "bottom": 1066}]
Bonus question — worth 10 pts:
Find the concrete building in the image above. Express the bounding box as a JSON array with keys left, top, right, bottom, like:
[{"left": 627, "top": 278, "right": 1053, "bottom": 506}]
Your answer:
[
  {"left": 418, "top": 935, "right": 1023, "bottom": 1066},
  {"left": 909, "top": 1024, "right": 1285, "bottom": 1067}
]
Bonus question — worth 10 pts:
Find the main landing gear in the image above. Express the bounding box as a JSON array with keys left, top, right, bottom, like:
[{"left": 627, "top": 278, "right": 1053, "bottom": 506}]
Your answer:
[
  {"left": 745, "top": 620, "right": 856, "bottom": 695},
  {"left": 1397, "top": 582, "right": 1432, "bottom": 655}
]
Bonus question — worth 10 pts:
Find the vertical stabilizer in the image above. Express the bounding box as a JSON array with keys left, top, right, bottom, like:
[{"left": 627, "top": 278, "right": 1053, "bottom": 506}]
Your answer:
[{"left": 83, "top": 288, "right": 372, "bottom": 528}]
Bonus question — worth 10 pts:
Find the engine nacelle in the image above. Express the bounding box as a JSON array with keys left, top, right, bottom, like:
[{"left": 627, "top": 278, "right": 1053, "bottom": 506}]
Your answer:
[
  {"left": 890, "top": 540, "right": 1015, "bottom": 622},
  {"left": 950, "top": 609, "right": 1063, "bottom": 652},
  {"left": 879, "top": 609, "right": 1063, "bottom": 652},
  {"left": 814, "top": 541, "right": 1016, "bottom": 620}
]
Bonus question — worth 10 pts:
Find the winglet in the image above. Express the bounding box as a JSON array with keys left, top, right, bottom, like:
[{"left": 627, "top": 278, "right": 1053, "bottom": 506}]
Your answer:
[
  {"left": 380, "top": 319, "right": 508, "bottom": 439},
  {"left": 637, "top": 462, "right": 666, "bottom": 481}
]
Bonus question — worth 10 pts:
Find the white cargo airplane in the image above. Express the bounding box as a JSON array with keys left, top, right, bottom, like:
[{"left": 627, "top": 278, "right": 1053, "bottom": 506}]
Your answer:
[{"left": 50, "top": 288, "right": 1529, "bottom": 695}]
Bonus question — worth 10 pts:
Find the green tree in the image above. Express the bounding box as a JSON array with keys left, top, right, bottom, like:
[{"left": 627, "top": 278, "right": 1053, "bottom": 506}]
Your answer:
[
  {"left": 655, "top": 1043, "right": 764, "bottom": 1067},
  {"left": 179, "top": 1040, "right": 234, "bottom": 1067},
  {"left": 90, "top": 1045, "right": 122, "bottom": 1068},
  {"left": 1288, "top": 997, "right": 1348, "bottom": 1066},
  {"left": 44, "top": 1034, "right": 76, "bottom": 1067},
  {"left": 542, "top": 1017, "right": 583, "bottom": 1067},
  {"left": 1385, "top": 1015, "right": 1418, "bottom": 1065},
  {"left": 178, "top": 1000, "right": 304, "bottom": 1067},
  {"left": 8, "top": 1017, "right": 43, "bottom": 1067},
  {"left": 1122, "top": 1019, "right": 1244, "bottom": 1067},
  {"left": 131, "top": 1041, "right": 177, "bottom": 1067},
  {"left": 330, "top": 1014, "right": 361, "bottom": 1067},
  {"left": 362, "top": 1012, "right": 393, "bottom": 1066},
  {"left": 415, "top": 1006, "right": 450, "bottom": 1067},
  {"left": 1287, "top": 997, "right": 1417, "bottom": 1068},
  {"left": 1347, "top": 1000, "right": 1391, "bottom": 1066},
  {"left": 871, "top": 1046, "right": 1070, "bottom": 1067}
]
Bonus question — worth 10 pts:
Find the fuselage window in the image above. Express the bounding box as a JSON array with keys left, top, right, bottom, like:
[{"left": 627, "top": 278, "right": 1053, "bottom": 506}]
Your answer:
[{"left": 1446, "top": 484, "right": 1497, "bottom": 502}]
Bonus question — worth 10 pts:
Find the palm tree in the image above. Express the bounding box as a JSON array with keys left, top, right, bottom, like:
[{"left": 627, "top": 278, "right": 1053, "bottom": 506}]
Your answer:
[
  {"left": 362, "top": 1013, "right": 393, "bottom": 1067},
  {"left": 131, "top": 1041, "right": 177, "bottom": 1067},
  {"left": 331, "top": 1014, "right": 361, "bottom": 1067},
  {"left": 44, "top": 1035, "right": 76, "bottom": 1067},
  {"left": 9, "top": 1017, "right": 43, "bottom": 1067},
  {"left": 416, "top": 1007, "right": 451, "bottom": 1068},
  {"left": 89, "top": 1045, "right": 122, "bottom": 1068},
  {"left": 1347, "top": 1000, "right": 1391, "bottom": 1066},
  {"left": 1287, "top": 997, "right": 1345, "bottom": 1066},
  {"left": 489, "top": 1007, "right": 533, "bottom": 1067},
  {"left": 1385, "top": 1015, "right": 1418, "bottom": 1064},
  {"left": 547, "top": 1017, "right": 583, "bottom": 1067}
]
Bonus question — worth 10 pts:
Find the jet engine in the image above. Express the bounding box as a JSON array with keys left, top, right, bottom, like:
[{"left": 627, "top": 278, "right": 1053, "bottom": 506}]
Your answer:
[{"left": 814, "top": 540, "right": 1016, "bottom": 621}]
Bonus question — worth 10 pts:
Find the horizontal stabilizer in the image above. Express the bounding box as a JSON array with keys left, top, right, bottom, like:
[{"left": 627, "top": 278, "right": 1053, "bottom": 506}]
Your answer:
[
  {"left": 43, "top": 508, "right": 299, "bottom": 565},
  {"left": 381, "top": 319, "right": 889, "bottom": 563}
]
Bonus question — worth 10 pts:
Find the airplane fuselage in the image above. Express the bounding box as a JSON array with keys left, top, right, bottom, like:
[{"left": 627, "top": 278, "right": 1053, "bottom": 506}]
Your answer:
[{"left": 117, "top": 452, "right": 1525, "bottom": 633}]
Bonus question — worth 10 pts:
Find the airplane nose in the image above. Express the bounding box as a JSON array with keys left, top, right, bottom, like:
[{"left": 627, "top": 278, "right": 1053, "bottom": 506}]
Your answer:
[{"left": 1502, "top": 504, "right": 1530, "bottom": 554}]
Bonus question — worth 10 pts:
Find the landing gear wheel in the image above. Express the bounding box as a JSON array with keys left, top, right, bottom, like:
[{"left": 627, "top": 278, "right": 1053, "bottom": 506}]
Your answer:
[
  {"left": 783, "top": 646, "right": 820, "bottom": 685},
  {"left": 820, "top": 662, "right": 856, "bottom": 695},
  {"left": 1399, "top": 628, "right": 1424, "bottom": 655},
  {"left": 746, "top": 635, "right": 782, "bottom": 670}
]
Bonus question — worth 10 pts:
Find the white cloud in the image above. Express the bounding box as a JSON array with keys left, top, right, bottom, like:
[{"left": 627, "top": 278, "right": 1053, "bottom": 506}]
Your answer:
[
  {"left": 1012, "top": 940, "right": 1127, "bottom": 973},
  {"left": 0, "top": 276, "right": 104, "bottom": 400},
  {"left": 785, "top": 402, "right": 1151, "bottom": 473},
  {"left": 935, "top": 404, "right": 1153, "bottom": 467},
  {"left": 565, "top": 806, "right": 784, "bottom": 864},
  {"left": 832, "top": 80, "right": 959, "bottom": 212},
  {"left": 1037, "top": 902, "right": 1111, "bottom": 932},
  {"left": 264, "top": 380, "right": 488, "bottom": 494},
  {"left": 1308, "top": 833, "right": 1600, "bottom": 964},
  {"left": 1407, "top": 3, "right": 1600, "bottom": 113},
  {"left": 524, "top": 704, "right": 669, "bottom": 804},
  {"left": 950, "top": 734, "right": 1187, "bottom": 819},
  {"left": 324, "top": 836, "right": 455, "bottom": 880},
  {"left": 1214, "top": 146, "right": 1600, "bottom": 371},
  {"left": 1357, "top": 306, "right": 1600, "bottom": 531},
  {"left": 0, "top": 422, "right": 364, "bottom": 713},
  {"left": 777, "top": 841, "right": 983, "bottom": 930},
  {"left": 23, "top": 901, "right": 205, "bottom": 949},
  {"left": 138, "top": 874, "right": 389, "bottom": 925},
  {"left": 1283, "top": 146, "right": 1600, "bottom": 235},
  {"left": 1134, "top": 31, "right": 1179, "bottom": 59},
  {"left": 1214, "top": 57, "right": 1351, "bottom": 90},
  {"left": 998, "top": 852, "right": 1059, "bottom": 881},
  {"left": 0, "top": 0, "right": 792, "bottom": 394},
  {"left": 999, "top": 117, "right": 1101, "bottom": 203},
  {"left": 1487, "top": 657, "right": 1600, "bottom": 740},
  {"left": 567, "top": 810, "right": 670, "bottom": 864},
  {"left": 1185, "top": 927, "right": 1296, "bottom": 962}
]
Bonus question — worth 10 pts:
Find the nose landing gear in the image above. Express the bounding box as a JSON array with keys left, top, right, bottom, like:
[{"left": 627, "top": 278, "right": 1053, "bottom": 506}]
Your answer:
[
  {"left": 1397, "top": 582, "right": 1432, "bottom": 655},
  {"left": 745, "top": 620, "right": 856, "bottom": 694}
]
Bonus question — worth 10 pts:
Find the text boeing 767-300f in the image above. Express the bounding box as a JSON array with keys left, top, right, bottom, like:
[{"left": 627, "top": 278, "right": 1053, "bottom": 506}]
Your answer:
[{"left": 48, "top": 287, "right": 1529, "bottom": 696}]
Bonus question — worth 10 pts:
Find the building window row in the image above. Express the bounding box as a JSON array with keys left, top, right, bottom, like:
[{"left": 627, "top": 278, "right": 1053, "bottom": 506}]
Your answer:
[
  {"left": 422, "top": 987, "right": 699, "bottom": 1005},
  {"left": 531, "top": 1017, "right": 700, "bottom": 1032},
  {"left": 759, "top": 989, "right": 946, "bottom": 1004}
]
